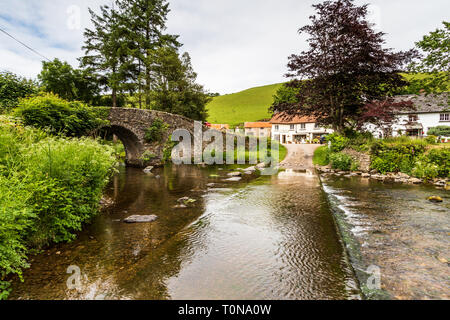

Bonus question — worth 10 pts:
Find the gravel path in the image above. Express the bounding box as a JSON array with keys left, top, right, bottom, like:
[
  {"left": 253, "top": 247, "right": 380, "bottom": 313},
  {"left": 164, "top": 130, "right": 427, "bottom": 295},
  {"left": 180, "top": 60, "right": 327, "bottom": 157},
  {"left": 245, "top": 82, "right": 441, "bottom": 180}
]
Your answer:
[{"left": 280, "top": 144, "right": 322, "bottom": 170}]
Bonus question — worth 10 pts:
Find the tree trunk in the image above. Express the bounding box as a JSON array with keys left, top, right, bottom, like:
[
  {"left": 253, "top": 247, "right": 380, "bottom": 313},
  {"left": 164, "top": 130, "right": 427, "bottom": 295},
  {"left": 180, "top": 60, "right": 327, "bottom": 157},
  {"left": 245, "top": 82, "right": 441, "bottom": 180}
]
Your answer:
[
  {"left": 112, "top": 88, "right": 117, "bottom": 108},
  {"left": 138, "top": 61, "right": 142, "bottom": 109}
]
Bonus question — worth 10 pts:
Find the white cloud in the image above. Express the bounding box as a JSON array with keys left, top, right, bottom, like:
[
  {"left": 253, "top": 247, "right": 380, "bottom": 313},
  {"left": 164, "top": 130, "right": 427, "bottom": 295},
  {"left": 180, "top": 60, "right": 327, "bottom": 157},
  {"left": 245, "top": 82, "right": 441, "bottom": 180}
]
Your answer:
[{"left": 0, "top": 0, "right": 449, "bottom": 93}]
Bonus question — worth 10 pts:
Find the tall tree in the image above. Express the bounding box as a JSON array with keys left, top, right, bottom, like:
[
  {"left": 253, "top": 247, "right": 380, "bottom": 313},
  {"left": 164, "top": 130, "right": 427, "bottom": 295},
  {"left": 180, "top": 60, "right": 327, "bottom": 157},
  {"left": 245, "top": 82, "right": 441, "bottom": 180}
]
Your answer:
[
  {"left": 271, "top": 0, "right": 416, "bottom": 133},
  {"left": 38, "top": 59, "right": 99, "bottom": 104},
  {"left": 80, "top": 4, "right": 134, "bottom": 107},
  {"left": 148, "top": 47, "right": 210, "bottom": 121},
  {"left": 408, "top": 21, "right": 450, "bottom": 94},
  {"left": 115, "top": 0, "right": 180, "bottom": 109}
]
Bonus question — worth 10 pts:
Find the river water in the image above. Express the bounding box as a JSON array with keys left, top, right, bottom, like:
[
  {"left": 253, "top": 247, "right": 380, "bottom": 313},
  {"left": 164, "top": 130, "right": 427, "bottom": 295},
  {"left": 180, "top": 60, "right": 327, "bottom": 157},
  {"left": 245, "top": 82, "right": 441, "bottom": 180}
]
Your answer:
[
  {"left": 9, "top": 166, "right": 449, "bottom": 300},
  {"left": 321, "top": 176, "right": 449, "bottom": 300},
  {"left": 10, "top": 165, "right": 359, "bottom": 300}
]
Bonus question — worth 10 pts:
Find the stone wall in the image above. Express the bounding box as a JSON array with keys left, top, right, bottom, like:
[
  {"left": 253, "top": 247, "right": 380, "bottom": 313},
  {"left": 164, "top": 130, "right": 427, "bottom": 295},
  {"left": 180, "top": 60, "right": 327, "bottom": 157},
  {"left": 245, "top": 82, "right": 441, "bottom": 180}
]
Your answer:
[{"left": 342, "top": 148, "right": 371, "bottom": 172}]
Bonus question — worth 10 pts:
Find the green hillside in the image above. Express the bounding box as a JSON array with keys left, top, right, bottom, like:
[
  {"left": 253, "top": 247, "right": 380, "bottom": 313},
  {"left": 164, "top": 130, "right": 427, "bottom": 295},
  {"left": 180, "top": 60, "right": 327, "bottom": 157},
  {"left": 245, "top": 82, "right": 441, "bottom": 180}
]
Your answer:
[
  {"left": 207, "top": 83, "right": 283, "bottom": 127},
  {"left": 207, "top": 74, "right": 449, "bottom": 128}
]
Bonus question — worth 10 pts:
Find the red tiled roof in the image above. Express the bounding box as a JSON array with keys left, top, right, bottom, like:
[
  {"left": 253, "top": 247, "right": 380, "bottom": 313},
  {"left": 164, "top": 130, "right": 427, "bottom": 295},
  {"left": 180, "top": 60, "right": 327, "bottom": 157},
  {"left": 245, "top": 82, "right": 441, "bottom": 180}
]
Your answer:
[
  {"left": 244, "top": 122, "right": 272, "bottom": 128},
  {"left": 270, "top": 112, "right": 316, "bottom": 124},
  {"left": 210, "top": 124, "right": 230, "bottom": 130}
]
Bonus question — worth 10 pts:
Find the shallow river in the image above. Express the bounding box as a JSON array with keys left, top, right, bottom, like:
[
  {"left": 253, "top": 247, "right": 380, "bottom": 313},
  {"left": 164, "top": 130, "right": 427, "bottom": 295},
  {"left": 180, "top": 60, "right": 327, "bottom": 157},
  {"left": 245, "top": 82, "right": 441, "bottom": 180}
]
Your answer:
[
  {"left": 9, "top": 166, "right": 449, "bottom": 300},
  {"left": 10, "top": 166, "right": 360, "bottom": 300}
]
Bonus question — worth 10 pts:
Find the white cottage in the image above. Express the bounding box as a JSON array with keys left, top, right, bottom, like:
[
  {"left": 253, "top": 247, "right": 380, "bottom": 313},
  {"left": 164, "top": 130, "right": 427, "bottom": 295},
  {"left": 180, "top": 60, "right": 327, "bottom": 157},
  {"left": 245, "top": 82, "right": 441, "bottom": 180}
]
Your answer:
[
  {"left": 365, "top": 93, "right": 450, "bottom": 138},
  {"left": 270, "top": 112, "right": 333, "bottom": 144}
]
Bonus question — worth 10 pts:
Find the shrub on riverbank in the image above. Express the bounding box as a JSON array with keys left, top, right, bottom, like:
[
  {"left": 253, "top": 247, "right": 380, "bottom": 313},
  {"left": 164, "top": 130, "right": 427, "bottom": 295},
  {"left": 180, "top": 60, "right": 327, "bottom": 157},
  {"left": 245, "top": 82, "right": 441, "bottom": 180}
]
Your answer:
[
  {"left": 313, "top": 146, "right": 330, "bottom": 166},
  {"left": 0, "top": 116, "right": 117, "bottom": 299},
  {"left": 369, "top": 139, "right": 427, "bottom": 174},
  {"left": 329, "top": 152, "right": 356, "bottom": 171},
  {"left": 315, "top": 132, "right": 449, "bottom": 179},
  {"left": 15, "top": 93, "right": 109, "bottom": 137},
  {"left": 412, "top": 148, "right": 450, "bottom": 179}
]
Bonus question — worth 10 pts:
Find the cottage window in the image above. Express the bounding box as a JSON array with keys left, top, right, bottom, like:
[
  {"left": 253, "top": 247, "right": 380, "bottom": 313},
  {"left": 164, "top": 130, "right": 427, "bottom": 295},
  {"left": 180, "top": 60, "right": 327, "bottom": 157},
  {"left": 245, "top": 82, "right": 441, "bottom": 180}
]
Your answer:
[
  {"left": 300, "top": 123, "right": 306, "bottom": 130},
  {"left": 275, "top": 125, "right": 279, "bottom": 130},
  {"left": 314, "top": 123, "right": 320, "bottom": 129},
  {"left": 409, "top": 115, "right": 418, "bottom": 122},
  {"left": 440, "top": 114, "right": 449, "bottom": 121},
  {"left": 290, "top": 124, "right": 295, "bottom": 130}
]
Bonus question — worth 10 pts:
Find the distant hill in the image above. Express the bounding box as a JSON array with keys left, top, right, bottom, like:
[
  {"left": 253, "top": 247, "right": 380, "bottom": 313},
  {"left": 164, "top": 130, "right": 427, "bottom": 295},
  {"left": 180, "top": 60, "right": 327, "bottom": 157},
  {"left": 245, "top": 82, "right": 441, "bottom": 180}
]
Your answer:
[
  {"left": 206, "top": 83, "right": 283, "bottom": 127},
  {"left": 206, "top": 74, "right": 449, "bottom": 127}
]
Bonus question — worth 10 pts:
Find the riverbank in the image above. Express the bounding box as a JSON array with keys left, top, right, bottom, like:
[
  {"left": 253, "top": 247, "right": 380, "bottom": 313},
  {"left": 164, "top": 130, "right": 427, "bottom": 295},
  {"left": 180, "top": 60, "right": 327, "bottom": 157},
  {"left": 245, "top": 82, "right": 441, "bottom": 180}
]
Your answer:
[
  {"left": 0, "top": 116, "right": 117, "bottom": 299},
  {"left": 317, "top": 166, "right": 450, "bottom": 190},
  {"left": 313, "top": 134, "right": 450, "bottom": 189}
]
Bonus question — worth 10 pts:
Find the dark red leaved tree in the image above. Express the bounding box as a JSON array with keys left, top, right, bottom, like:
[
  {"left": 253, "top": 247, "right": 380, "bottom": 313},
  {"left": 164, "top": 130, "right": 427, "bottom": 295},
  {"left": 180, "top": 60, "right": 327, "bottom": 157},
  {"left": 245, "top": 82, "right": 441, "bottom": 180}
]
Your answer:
[{"left": 271, "top": 0, "right": 417, "bottom": 133}]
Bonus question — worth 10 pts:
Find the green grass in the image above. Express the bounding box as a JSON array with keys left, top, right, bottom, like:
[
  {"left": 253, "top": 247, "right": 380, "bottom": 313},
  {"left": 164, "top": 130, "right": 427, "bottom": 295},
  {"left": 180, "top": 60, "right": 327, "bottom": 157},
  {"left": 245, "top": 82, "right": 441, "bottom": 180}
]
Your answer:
[
  {"left": 207, "top": 83, "right": 283, "bottom": 127},
  {"left": 206, "top": 73, "right": 449, "bottom": 128},
  {"left": 313, "top": 146, "right": 330, "bottom": 166},
  {"left": 218, "top": 141, "right": 287, "bottom": 164},
  {"left": 278, "top": 144, "right": 288, "bottom": 163}
]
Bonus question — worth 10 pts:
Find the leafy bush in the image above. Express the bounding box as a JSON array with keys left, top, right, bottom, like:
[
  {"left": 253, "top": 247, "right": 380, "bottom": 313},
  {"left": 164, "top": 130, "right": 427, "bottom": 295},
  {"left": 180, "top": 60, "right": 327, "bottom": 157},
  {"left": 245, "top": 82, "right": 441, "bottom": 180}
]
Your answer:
[
  {"left": 346, "top": 131, "right": 374, "bottom": 152},
  {"left": 329, "top": 152, "right": 353, "bottom": 171},
  {"left": 326, "top": 133, "right": 349, "bottom": 152},
  {"left": 15, "top": 93, "right": 109, "bottom": 137},
  {"left": 22, "top": 137, "right": 117, "bottom": 246},
  {"left": 144, "top": 118, "right": 169, "bottom": 143},
  {"left": 412, "top": 161, "right": 440, "bottom": 180},
  {"left": 370, "top": 138, "right": 432, "bottom": 174},
  {"left": 0, "top": 117, "right": 116, "bottom": 298},
  {"left": 0, "top": 175, "right": 34, "bottom": 279},
  {"left": 425, "top": 135, "right": 437, "bottom": 144},
  {"left": 428, "top": 126, "right": 450, "bottom": 137},
  {"left": 413, "top": 148, "right": 450, "bottom": 178},
  {"left": 350, "top": 161, "right": 360, "bottom": 171},
  {"left": 0, "top": 72, "right": 36, "bottom": 113},
  {"left": 313, "top": 146, "right": 330, "bottom": 166}
]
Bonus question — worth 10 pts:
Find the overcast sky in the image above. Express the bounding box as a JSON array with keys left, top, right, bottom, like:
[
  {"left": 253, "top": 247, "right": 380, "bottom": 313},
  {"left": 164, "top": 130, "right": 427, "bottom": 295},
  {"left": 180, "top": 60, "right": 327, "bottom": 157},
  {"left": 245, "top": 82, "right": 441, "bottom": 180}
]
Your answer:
[{"left": 0, "top": 0, "right": 448, "bottom": 94}]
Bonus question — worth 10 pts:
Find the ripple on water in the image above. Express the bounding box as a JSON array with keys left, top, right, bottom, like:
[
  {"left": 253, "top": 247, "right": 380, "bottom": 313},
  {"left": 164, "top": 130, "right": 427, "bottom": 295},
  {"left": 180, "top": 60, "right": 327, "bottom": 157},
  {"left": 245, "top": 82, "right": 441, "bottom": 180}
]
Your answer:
[{"left": 10, "top": 166, "right": 359, "bottom": 300}]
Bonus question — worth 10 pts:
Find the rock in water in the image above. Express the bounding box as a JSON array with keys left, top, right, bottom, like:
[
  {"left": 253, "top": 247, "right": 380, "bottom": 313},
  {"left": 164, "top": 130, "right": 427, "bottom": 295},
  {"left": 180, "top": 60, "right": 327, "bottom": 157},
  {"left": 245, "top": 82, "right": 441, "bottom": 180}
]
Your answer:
[
  {"left": 124, "top": 215, "right": 158, "bottom": 223},
  {"left": 143, "top": 166, "right": 154, "bottom": 174},
  {"left": 409, "top": 178, "right": 422, "bottom": 184},
  {"left": 256, "top": 163, "right": 267, "bottom": 169},
  {"left": 177, "top": 197, "right": 197, "bottom": 205},
  {"left": 226, "top": 177, "right": 242, "bottom": 182},
  {"left": 227, "top": 172, "right": 242, "bottom": 177},
  {"left": 428, "top": 196, "right": 443, "bottom": 203},
  {"left": 177, "top": 196, "right": 191, "bottom": 203}
]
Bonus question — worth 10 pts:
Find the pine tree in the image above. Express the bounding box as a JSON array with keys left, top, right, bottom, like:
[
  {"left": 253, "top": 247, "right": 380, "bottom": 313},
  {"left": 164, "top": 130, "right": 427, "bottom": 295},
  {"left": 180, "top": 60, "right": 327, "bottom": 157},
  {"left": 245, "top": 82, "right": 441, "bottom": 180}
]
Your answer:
[
  {"left": 115, "top": 0, "right": 180, "bottom": 108},
  {"left": 148, "top": 47, "right": 210, "bottom": 121},
  {"left": 80, "top": 5, "right": 134, "bottom": 107}
]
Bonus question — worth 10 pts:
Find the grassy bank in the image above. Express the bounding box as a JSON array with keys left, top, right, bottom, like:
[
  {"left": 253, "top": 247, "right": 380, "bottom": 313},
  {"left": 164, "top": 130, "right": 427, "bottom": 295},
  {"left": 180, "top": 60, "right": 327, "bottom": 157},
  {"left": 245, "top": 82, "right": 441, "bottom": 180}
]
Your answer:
[{"left": 0, "top": 116, "right": 117, "bottom": 299}]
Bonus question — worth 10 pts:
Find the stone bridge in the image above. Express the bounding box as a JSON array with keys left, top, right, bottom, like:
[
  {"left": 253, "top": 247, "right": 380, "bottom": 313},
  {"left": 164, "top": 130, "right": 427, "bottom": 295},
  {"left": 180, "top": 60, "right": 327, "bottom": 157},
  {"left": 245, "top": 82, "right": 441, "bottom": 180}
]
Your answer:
[{"left": 104, "top": 108, "right": 198, "bottom": 167}]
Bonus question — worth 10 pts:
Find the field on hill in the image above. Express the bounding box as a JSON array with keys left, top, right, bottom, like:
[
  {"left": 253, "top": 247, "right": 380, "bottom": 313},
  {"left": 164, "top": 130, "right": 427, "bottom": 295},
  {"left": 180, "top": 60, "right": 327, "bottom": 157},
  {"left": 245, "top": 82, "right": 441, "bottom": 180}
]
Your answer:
[
  {"left": 206, "top": 83, "right": 283, "bottom": 127},
  {"left": 206, "top": 74, "right": 449, "bottom": 128}
]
